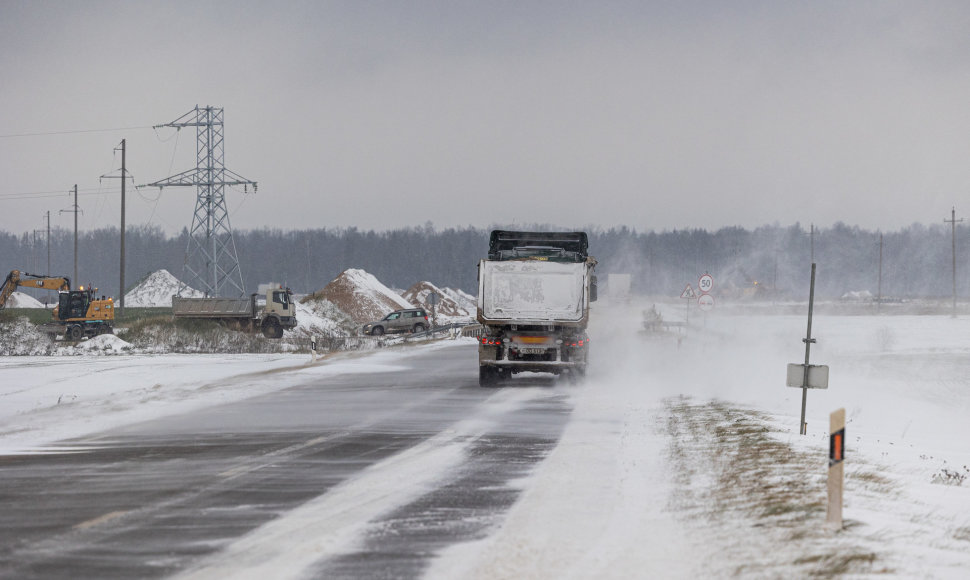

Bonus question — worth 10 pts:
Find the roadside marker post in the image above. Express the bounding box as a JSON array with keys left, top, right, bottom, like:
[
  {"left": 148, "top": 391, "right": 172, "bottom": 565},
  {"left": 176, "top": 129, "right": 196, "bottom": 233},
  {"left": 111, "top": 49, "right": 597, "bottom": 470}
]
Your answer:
[
  {"left": 310, "top": 336, "right": 318, "bottom": 363},
  {"left": 827, "top": 408, "right": 846, "bottom": 530}
]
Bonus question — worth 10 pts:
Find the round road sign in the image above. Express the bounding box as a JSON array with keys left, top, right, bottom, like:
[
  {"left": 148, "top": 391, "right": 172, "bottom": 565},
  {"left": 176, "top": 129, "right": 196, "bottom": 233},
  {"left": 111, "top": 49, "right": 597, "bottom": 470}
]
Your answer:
[
  {"left": 698, "top": 274, "right": 714, "bottom": 294},
  {"left": 698, "top": 293, "right": 715, "bottom": 311}
]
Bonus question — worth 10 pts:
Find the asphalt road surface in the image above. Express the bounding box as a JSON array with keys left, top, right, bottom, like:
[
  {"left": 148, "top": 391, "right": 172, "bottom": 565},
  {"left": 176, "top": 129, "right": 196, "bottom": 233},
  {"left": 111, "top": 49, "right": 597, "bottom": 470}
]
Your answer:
[{"left": 0, "top": 344, "right": 573, "bottom": 579}]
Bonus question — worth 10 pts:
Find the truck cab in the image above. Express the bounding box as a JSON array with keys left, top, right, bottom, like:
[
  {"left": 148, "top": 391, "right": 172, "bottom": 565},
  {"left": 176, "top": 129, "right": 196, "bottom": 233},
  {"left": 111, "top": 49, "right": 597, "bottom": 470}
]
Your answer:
[{"left": 257, "top": 285, "right": 297, "bottom": 338}]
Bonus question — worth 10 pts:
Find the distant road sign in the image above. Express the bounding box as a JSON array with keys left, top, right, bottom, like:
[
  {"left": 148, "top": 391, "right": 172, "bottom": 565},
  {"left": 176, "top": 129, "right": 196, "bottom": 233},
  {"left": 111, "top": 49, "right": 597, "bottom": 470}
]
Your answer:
[
  {"left": 698, "top": 274, "right": 714, "bottom": 294},
  {"left": 681, "top": 285, "right": 696, "bottom": 299},
  {"left": 697, "top": 293, "right": 714, "bottom": 311},
  {"left": 786, "top": 363, "right": 829, "bottom": 389}
]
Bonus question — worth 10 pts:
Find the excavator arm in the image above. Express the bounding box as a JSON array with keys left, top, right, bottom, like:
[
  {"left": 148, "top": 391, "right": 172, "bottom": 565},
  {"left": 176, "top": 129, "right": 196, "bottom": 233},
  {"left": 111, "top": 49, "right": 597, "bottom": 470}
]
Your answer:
[{"left": 0, "top": 270, "right": 71, "bottom": 310}]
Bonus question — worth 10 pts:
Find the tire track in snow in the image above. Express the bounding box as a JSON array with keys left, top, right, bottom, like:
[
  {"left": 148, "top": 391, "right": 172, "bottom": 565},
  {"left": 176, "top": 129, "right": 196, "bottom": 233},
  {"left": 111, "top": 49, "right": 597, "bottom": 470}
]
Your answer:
[{"left": 172, "top": 387, "right": 548, "bottom": 580}]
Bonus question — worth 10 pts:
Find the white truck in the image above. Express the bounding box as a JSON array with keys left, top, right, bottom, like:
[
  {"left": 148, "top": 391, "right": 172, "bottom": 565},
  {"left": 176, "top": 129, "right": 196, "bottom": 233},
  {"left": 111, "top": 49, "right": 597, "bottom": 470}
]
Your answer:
[
  {"left": 171, "top": 284, "right": 297, "bottom": 338},
  {"left": 476, "top": 231, "right": 597, "bottom": 386}
]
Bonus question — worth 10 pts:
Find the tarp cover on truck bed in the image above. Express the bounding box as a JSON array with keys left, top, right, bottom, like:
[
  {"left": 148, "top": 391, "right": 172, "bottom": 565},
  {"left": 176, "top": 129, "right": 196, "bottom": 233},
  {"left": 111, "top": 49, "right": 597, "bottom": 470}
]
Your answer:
[{"left": 480, "top": 260, "right": 587, "bottom": 322}]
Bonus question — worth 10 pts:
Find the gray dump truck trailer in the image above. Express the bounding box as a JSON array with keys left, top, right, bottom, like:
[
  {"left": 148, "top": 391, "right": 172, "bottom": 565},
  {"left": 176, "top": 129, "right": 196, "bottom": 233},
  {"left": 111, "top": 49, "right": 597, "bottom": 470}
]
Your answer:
[
  {"left": 172, "top": 284, "right": 297, "bottom": 338},
  {"left": 476, "top": 230, "right": 597, "bottom": 386}
]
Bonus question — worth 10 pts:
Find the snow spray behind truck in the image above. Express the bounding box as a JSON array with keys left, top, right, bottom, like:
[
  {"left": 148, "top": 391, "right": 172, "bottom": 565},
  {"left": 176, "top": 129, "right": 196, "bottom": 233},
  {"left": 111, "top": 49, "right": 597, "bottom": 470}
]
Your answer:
[
  {"left": 477, "top": 230, "right": 597, "bottom": 386},
  {"left": 171, "top": 284, "right": 296, "bottom": 338}
]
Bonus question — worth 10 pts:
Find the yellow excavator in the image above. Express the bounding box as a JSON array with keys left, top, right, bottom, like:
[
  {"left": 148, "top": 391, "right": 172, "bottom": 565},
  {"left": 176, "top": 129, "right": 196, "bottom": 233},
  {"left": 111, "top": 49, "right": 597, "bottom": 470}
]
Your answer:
[{"left": 1, "top": 270, "right": 115, "bottom": 340}]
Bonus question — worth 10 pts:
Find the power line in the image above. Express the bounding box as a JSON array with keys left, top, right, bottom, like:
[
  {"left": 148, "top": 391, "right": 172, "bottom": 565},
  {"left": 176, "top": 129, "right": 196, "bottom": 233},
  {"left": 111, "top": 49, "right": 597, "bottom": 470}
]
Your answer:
[
  {"left": 0, "top": 126, "right": 153, "bottom": 139},
  {"left": 0, "top": 188, "right": 124, "bottom": 200}
]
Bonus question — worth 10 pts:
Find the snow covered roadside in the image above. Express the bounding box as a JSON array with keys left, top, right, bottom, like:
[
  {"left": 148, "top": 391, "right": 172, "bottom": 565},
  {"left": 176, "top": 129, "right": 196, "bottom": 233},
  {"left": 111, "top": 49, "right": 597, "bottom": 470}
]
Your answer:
[
  {"left": 0, "top": 345, "right": 445, "bottom": 456},
  {"left": 428, "top": 301, "right": 970, "bottom": 579}
]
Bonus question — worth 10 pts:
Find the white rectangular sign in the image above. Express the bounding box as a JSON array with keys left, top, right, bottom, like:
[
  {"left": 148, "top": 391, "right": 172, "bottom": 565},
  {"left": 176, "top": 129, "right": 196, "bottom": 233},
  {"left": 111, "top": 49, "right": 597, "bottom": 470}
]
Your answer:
[{"left": 786, "top": 363, "right": 829, "bottom": 389}]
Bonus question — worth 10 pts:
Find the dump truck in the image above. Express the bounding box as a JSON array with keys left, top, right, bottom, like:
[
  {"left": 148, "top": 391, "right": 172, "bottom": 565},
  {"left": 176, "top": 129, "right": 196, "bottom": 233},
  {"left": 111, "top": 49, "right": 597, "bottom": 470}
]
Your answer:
[
  {"left": 476, "top": 230, "right": 597, "bottom": 386},
  {"left": 2, "top": 270, "right": 115, "bottom": 340},
  {"left": 171, "top": 284, "right": 297, "bottom": 338}
]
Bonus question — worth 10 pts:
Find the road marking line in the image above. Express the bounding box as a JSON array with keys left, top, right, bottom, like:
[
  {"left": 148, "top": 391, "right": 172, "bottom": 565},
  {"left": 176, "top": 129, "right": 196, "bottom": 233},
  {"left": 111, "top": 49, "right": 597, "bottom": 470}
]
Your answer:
[{"left": 74, "top": 510, "right": 127, "bottom": 531}]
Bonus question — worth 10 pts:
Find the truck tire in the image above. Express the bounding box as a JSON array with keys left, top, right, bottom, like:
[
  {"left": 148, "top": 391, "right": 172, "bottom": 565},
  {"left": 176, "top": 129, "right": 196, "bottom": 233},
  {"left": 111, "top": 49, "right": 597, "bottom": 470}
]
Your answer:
[
  {"left": 569, "top": 365, "right": 587, "bottom": 383},
  {"left": 262, "top": 319, "right": 283, "bottom": 339},
  {"left": 371, "top": 326, "right": 384, "bottom": 336},
  {"left": 479, "top": 366, "right": 498, "bottom": 387},
  {"left": 67, "top": 325, "right": 83, "bottom": 341}
]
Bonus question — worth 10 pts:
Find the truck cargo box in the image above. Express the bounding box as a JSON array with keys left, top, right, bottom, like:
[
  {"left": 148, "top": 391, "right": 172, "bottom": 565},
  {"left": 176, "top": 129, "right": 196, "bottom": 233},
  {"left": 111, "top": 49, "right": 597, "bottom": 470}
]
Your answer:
[
  {"left": 478, "top": 260, "right": 588, "bottom": 323},
  {"left": 172, "top": 296, "right": 254, "bottom": 318}
]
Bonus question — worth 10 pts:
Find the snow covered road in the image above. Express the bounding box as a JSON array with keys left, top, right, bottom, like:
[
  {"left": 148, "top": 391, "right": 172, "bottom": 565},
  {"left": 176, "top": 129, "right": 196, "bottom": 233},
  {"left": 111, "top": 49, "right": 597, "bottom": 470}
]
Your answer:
[
  {"left": 0, "top": 343, "right": 572, "bottom": 579},
  {"left": 2, "top": 303, "right": 970, "bottom": 578}
]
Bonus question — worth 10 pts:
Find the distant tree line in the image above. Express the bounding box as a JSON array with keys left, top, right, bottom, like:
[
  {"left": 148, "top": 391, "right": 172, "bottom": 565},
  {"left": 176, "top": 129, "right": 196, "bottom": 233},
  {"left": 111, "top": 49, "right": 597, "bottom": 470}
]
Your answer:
[{"left": 0, "top": 222, "right": 966, "bottom": 301}]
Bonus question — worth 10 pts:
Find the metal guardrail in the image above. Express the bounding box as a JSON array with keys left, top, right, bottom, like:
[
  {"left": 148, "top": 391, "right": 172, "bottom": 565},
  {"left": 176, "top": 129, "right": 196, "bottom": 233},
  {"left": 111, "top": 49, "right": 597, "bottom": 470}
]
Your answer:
[{"left": 306, "top": 323, "right": 478, "bottom": 353}]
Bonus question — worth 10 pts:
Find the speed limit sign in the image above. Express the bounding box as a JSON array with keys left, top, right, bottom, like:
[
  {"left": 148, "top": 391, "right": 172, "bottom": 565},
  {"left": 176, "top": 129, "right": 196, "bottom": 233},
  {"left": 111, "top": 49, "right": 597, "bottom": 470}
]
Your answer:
[{"left": 698, "top": 274, "right": 714, "bottom": 294}]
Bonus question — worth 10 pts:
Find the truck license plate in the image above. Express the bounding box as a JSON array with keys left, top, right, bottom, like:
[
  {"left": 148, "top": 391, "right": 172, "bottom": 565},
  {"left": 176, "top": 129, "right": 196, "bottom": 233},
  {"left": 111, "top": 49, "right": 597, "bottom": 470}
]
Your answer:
[{"left": 521, "top": 348, "right": 546, "bottom": 354}]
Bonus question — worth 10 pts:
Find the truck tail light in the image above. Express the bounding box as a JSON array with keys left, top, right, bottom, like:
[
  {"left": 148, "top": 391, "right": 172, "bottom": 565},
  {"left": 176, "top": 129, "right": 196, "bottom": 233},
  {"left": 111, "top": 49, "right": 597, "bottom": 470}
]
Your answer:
[{"left": 481, "top": 337, "right": 501, "bottom": 346}]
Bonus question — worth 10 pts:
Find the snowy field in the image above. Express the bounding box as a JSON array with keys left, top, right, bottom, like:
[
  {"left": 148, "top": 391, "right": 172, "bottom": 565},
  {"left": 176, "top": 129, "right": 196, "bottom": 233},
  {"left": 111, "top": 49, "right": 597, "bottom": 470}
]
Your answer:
[
  {"left": 2, "top": 303, "right": 970, "bottom": 577},
  {"left": 428, "top": 301, "right": 970, "bottom": 579}
]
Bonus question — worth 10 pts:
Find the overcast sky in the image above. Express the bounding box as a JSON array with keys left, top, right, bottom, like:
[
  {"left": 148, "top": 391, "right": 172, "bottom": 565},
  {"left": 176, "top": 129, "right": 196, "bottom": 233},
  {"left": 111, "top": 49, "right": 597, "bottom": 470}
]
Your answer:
[{"left": 2, "top": 1, "right": 970, "bottom": 237}]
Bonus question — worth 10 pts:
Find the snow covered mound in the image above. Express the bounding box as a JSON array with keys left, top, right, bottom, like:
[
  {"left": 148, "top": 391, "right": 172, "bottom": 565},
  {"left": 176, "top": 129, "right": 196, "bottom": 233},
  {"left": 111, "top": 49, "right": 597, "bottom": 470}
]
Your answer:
[
  {"left": 841, "top": 290, "right": 874, "bottom": 301},
  {"left": 73, "top": 334, "right": 131, "bottom": 354},
  {"left": 125, "top": 269, "right": 203, "bottom": 307},
  {"left": 292, "top": 299, "right": 359, "bottom": 338},
  {"left": 5, "top": 291, "right": 48, "bottom": 308},
  {"left": 303, "top": 269, "right": 415, "bottom": 323},
  {"left": 401, "top": 281, "right": 473, "bottom": 323},
  {"left": 440, "top": 287, "right": 476, "bottom": 313},
  {"left": 0, "top": 317, "right": 55, "bottom": 355}
]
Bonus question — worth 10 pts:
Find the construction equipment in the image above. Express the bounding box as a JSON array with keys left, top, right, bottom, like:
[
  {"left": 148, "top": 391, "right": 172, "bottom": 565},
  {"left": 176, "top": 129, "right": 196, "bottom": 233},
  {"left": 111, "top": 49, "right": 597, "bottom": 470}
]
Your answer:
[
  {"left": 0, "top": 270, "right": 69, "bottom": 310},
  {"left": 1, "top": 270, "right": 115, "bottom": 340}
]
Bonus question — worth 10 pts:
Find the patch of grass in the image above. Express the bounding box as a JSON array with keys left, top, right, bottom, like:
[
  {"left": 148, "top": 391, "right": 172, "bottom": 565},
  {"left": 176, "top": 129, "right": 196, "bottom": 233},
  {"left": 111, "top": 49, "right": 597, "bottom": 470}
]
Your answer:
[
  {"left": 794, "top": 552, "right": 878, "bottom": 576},
  {"left": 954, "top": 526, "right": 970, "bottom": 542},
  {"left": 662, "top": 397, "right": 882, "bottom": 576},
  {"left": 847, "top": 469, "right": 896, "bottom": 495}
]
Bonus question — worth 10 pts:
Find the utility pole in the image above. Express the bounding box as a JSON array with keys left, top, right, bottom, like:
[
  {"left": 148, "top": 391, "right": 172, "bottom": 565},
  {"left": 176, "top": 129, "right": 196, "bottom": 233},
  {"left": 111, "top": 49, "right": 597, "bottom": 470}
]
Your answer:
[
  {"left": 945, "top": 207, "right": 963, "bottom": 318},
  {"left": 101, "top": 140, "right": 132, "bottom": 317},
  {"left": 59, "top": 184, "right": 81, "bottom": 286},
  {"left": 877, "top": 233, "right": 883, "bottom": 313},
  {"left": 810, "top": 223, "right": 815, "bottom": 263},
  {"left": 45, "top": 211, "right": 50, "bottom": 272},
  {"left": 121, "top": 140, "right": 126, "bottom": 315}
]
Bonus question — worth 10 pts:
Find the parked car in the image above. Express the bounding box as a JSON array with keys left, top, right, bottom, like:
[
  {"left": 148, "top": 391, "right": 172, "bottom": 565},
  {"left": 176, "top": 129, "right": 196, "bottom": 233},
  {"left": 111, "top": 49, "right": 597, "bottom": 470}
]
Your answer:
[{"left": 362, "top": 308, "right": 430, "bottom": 336}]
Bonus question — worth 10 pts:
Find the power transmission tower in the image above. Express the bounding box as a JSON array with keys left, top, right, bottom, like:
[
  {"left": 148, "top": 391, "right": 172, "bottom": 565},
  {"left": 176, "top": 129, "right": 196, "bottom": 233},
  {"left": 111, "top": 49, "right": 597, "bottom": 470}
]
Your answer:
[{"left": 146, "top": 106, "right": 257, "bottom": 297}]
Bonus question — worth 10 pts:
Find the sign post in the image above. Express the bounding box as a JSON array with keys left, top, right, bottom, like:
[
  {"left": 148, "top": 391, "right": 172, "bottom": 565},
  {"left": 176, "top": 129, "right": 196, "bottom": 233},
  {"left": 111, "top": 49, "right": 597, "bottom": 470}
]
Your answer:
[
  {"left": 786, "top": 263, "right": 828, "bottom": 435},
  {"left": 428, "top": 292, "right": 439, "bottom": 328},
  {"left": 697, "top": 274, "right": 715, "bottom": 323},
  {"left": 827, "top": 407, "right": 846, "bottom": 530},
  {"left": 680, "top": 284, "right": 696, "bottom": 327}
]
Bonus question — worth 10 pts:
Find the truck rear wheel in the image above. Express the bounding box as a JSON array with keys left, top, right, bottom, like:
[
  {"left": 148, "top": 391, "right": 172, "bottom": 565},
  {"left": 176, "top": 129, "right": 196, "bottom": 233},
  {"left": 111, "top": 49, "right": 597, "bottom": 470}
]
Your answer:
[{"left": 479, "top": 366, "right": 498, "bottom": 387}]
